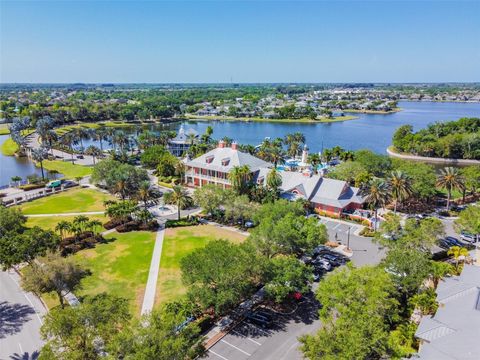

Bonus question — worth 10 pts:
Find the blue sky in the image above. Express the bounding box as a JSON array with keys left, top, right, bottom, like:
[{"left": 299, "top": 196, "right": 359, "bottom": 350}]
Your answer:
[{"left": 1, "top": 1, "right": 479, "bottom": 83}]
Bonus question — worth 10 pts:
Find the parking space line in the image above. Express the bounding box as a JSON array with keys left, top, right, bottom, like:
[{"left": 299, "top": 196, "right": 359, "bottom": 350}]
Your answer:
[
  {"left": 208, "top": 349, "right": 229, "bottom": 360},
  {"left": 332, "top": 223, "right": 342, "bottom": 230},
  {"left": 220, "top": 339, "right": 251, "bottom": 356},
  {"left": 231, "top": 330, "right": 262, "bottom": 345},
  {"left": 244, "top": 321, "right": 270, "bottom": 335}
]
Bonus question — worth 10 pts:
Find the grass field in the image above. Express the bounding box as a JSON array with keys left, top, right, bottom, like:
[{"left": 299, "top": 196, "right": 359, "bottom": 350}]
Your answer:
[
  {"left": 40, "top": 159, "right": 93, "bottom": 179},
  {"left": 19, "top": 187, "right": 114, "bottom": 214},
  {"left": 26, "top": 214, "right": 107, "bottom": 231},
  {"left": 74, "top": 230, "right": 157, "bottom": 315},
  {"left": 154, "top": 225, "right": 247, "bottom": 306},
  {"left": 1, "top": 137, "right": 18, "bottom": 155}
]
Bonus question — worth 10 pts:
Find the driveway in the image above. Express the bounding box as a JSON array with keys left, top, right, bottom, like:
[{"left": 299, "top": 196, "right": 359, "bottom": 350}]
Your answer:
[{"left": 0, "top": 270, "right": 46, "bottom": 360}]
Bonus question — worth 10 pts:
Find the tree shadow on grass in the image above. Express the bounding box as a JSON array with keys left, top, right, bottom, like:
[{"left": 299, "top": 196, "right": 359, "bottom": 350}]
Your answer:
[{"left": 0, "top": 301, "right": 36, "bottom": 339}]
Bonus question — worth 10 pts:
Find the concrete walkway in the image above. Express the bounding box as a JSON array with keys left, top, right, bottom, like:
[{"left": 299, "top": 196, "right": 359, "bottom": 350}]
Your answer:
[
  {"left": 387, "top": 146, "right": 480, "bottom": 165},
  {"left": 140, "top": 226, "right": 165, "bottom": 315}
]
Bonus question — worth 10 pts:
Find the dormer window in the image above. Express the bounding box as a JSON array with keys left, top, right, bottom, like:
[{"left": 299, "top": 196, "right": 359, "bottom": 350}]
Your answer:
[
  {"left": 206, "top": 156, "right": 214, "bottom": 164},
  {"left": 221, "top": 158, "right": 230, "bottom": 167},
  {"left": 257, "top": 176, "right": 264, "bottom": 185}
]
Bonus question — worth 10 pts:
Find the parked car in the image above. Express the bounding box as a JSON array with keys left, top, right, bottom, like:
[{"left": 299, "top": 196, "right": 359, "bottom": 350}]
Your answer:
[
  {"left": 300, "top": 255, "right": 313, "bottom": 265},
  {"left": 312, "top": 245, "right": 329, "bottom": 257},
  {"left": 246, "top": 311, "right": 272, "bottom": 328},
  {"left": 244, "top": 221, "right": 254, "bottom": 228},
  {"left": 46, "top": 180, "right": 62, "bottom": 188},
  {"left": 461, "top": 231, "right": 477, "bottom": 243},
  {"left": 313, "top": 258, "right": 332, "bottom": 271},
  {"left": 317, "top": 254, "right": 341, "bottom": 267}
]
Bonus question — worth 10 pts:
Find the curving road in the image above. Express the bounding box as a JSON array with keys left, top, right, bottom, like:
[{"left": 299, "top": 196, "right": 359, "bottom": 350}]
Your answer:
[{"left": 0, "top": 269, "right": 46, "bottom": 360}]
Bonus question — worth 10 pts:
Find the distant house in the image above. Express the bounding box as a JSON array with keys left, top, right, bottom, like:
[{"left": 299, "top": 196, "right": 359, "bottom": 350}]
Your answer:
[
  {"left": 414, "top": 263, "right": 480, "bottom": 359},
  {"left": 167, "top": 125, "right": 198, "bottom": 157}
]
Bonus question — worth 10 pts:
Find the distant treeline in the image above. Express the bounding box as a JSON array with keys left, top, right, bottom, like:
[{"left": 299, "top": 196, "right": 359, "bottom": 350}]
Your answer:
[{"left": 392, "top": 117, "right": 480, "bottom": 159}]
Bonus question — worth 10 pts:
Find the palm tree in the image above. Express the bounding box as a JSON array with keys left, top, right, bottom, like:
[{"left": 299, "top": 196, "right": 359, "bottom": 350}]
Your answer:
[
  {"left": 186, "top": 133, "right": 197, "bottom": 146},
  {"left": 31, "top": 147, "right": 49, "bottom": 181},
  {"left": 73, "top": 127, "right": 88, "bottom": 151},
  {"left": 94, "top": 127, "right": 107, "bottom": 151},
  {"left": 85, "top": 145, "right": 102, "bottom": 165},
  {"left": 322, "top": 148, "right": 334, "bottom": 163},
  {"left": 266, "top": 168, "right": 282, "bottom": 193},
  {"left": 228, "top": 165, "right": 252, "bottom": 195},
  {"left": 447, "top": 246, "right": 469, "bottom": 273},
  {"left": 429, "top": 260, "right": 454, "bottom": 288},
  {"left": 114, "top": 176, "right": 129, "bottom": 200},
  {"left": 73, "top": 215, "right": 90, "bottom": 234},
  {"left": 60, "top": 132, "right": 77, "bottom": 164},
  {"left": 41, "top": 130, "right": 58, "bottom": 156},
  {"left": 135, "top": 181, "right": 159, "bottom": 211},
  {"left": 360, "top": 178, "right": 390, "bottom": 231},
  {"left": 339, "top": 150, "right": 355, "bottom": 162},
  {"left": 389, "top": 170, "right": 413, "bottom": 214},
  {"left": 88, "top": 220, "right": 103, "bottom": 236},
  {"left": 11, "top": 175, "right": 22, "bottom": 187},
  {"left": 308, "top": 153, "right": 321, "bottom": 174},
  {"left": 436, "top": 167, "right": 465, "bottom": 210},
  {"left": 55, "top": 220, "right": 71, "bottom": 240},
  {"left": 163, "top": 185, "right": 193, "bottom": 220}
]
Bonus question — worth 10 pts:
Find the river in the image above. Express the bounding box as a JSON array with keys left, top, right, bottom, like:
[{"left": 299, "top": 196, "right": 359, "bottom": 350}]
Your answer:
[{"left": 1, "top": 101, "right": 479, "bottom": 186}]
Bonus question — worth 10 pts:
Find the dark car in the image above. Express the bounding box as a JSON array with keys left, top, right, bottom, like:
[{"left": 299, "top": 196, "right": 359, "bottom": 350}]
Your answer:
[
  {"left": 246, "top": 311, "right": 272, "bottom": 328},
  {"left": 318, "top": 254, "right": 342, "bottom": 267}
]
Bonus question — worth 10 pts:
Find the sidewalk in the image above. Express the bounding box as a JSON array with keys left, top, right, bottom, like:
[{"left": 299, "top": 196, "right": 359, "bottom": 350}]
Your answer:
[{"left": 140, "top": 226, "right": 165, "bottom": 315}]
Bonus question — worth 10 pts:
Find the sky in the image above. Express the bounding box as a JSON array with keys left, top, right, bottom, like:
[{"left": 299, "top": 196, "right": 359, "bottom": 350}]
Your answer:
[{"left": 1, "top": 0, "right": 479, "bottom": 83}]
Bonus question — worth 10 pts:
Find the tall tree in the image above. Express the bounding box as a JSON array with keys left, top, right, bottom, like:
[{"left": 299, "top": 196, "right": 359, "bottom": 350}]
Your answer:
[
  {"left": 163, "top": 185, "right": 193, "bottom": 220},
  {"left": 22, "top": 252, "right": 88, "bottom": 308},
  {"left": 40, "top": 293, "right": 130, "bottom": 359},
  {"left": 266, "top": 167, "right": 282, "bottom": 193},
  {"left": 31, "top": 146, "right": 49, "bottom": 180},
  {"left": 360, "top": 178, "right": 390, "bottom": 230},
  {"left": 389, "top": 170, "right": 413, "bottom": 214},
  {"left": 436, "top": 167, "right": 465, "bottom": 210},
  {"left": 228, "top": 165, "right": 252, "bottom": 195}
]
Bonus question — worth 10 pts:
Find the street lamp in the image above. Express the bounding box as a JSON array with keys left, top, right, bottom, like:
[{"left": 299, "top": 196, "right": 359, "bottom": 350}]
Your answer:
[{"left": 347, "top": 226, "right": 351, "bottom": 251}]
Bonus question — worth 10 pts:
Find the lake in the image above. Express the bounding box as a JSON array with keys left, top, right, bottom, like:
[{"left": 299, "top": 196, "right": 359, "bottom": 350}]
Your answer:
[
  {"left": 1, "top": 101, "right": 480, "bottom": 186},
  {"left": 182, "top": 101, "right": 480, "bottom": 154}
]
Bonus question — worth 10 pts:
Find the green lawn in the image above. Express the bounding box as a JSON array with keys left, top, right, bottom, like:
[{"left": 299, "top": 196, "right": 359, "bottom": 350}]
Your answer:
[
  {"left": 1, "top": 137, "right": 18, "bottom": 156},
  {"left": 40, "top": 159, "right": 93, "bottom": 179},
  {"left": 155, "top": 225, "right": 246, "bottom": 306},
  {"left": 74, "top": 230, "right": 157, "bottom": 315},
  {"left": 19, "top": 187, "right": 114, "bottom": 214},
  {"left": 26, "top": 214, "right": 107, "bottom": 231}
]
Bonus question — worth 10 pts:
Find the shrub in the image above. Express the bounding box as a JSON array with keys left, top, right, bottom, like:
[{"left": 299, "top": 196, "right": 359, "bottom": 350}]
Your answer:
[
  {"left": 165, "top": 218, "right": 199, "bottom": 228},
  {"left": 19, "top": 183, "right": 45, "bottom": 191},
  {"left": 359, "top": 227, "right": 375, "bottom": 237}
]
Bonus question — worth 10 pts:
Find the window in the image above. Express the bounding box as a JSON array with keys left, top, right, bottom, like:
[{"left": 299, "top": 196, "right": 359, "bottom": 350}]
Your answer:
[
  {"left": 221, "top": 158, "right": 230, "bottom": 166},
  {"left": 206, "top": 156, "right": 214, "bottom": 164}
]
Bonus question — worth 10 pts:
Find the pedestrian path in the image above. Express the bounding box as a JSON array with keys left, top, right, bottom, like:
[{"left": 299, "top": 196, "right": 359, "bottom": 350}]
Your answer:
[{"left": 140, "top": 226, "right": 165, "bottom": 315}]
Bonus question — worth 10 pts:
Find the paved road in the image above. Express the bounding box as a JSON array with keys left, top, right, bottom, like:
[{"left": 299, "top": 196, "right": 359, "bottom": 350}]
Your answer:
[{"left": 0, "top": 270, "right": 46, "bottom": 360}]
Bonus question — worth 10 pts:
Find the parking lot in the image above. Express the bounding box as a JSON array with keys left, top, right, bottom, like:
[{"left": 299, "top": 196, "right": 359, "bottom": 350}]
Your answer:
[
  {"left": 205, "top": 292, "right": 321, "bottom": 360},
  {"left": 318, "top": 217, "right": 386, "bottom": 266},
  {"left": 205, "top": 217, "right": 385, "bottom": 360}
]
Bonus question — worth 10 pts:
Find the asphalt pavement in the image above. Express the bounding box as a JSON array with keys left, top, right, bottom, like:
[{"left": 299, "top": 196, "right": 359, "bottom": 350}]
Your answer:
[{"left": 0, "top": 270, "right": 46, "bottom": 360}]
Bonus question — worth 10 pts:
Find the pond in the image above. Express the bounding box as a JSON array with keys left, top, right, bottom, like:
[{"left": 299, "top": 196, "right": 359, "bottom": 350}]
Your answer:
[
  {"left": 0, "top": 135, "right": 58, "bottom": 186},
  {"left": 1, "top": 101, "right": 479, "bottom": 186}
]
